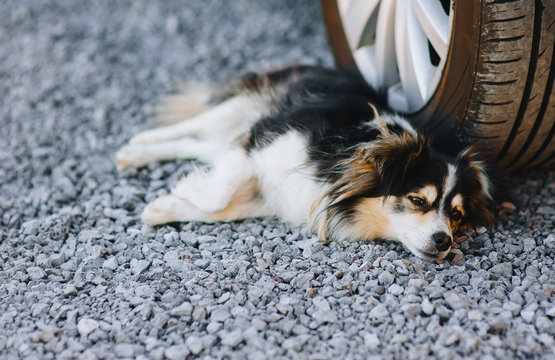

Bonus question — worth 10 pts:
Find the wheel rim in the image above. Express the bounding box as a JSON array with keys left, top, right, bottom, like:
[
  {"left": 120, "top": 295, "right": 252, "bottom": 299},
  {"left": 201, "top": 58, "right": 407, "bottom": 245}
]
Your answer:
[{"left": 337, "top": 0, "right": 454, "bottom": 113}]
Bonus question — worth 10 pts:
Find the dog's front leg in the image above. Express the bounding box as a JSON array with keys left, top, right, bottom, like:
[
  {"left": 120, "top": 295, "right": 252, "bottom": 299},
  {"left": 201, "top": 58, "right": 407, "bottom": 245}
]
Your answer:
[{"left": 116, "top": 138, "right": 227, "bottom": 170}]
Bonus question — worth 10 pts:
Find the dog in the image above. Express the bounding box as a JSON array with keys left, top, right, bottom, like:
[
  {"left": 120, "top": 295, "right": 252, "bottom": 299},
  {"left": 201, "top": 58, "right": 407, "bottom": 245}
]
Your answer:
[{"left": 117, "top": 65, "right": 505, "bottom": 261}]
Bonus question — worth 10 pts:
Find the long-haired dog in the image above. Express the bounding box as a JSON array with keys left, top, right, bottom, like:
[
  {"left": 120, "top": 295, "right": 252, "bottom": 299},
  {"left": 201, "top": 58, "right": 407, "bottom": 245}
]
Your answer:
[{"left": 117, "top": 66, "right": 506, "bottom": 261}]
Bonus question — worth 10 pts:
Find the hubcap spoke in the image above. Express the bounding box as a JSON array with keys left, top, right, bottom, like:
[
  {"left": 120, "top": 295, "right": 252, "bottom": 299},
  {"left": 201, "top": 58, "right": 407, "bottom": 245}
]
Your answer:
[
  {"left": 353, "top": 46, "right": 378, "bottom": 87},
  {"left": 339, "top": 0, "right": 381, "bottom": 49},
  {"left": 395, "top": 0, "right": 424, "bottom": 109},
  {"left": 412, "top": 0, "right": 450, "bottom": 58},
  {"left": 374, "top": 0, "right": 398, "bottom": 89}
]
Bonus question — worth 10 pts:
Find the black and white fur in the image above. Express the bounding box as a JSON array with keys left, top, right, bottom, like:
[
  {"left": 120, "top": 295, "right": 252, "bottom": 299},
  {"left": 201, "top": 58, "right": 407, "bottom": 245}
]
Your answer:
[{"left": 117, "top": 66, "right": 504, "bottom": 261}]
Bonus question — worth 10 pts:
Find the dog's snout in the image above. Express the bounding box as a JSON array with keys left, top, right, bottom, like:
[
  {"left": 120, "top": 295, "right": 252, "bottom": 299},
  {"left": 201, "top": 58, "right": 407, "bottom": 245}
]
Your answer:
[{"left": 432, "top": 232, "right": 452, "bottom": 252}]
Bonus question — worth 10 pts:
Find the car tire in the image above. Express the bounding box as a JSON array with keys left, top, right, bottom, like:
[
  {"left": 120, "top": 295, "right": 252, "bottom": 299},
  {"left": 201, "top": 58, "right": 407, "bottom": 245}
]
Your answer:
[{"left": 321, "top": 0, "right": 554, "bottom": 170}]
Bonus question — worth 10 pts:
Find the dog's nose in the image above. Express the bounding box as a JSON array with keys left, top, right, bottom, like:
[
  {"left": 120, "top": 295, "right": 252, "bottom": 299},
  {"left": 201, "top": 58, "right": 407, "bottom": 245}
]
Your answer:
[{"left": 432, "top": 232, "right": 452, "bottom": 252}]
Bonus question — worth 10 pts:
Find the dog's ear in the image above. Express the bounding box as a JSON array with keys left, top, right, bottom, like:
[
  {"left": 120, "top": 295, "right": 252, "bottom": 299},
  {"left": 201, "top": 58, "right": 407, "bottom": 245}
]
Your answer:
[
  {"left": 457, "top": 146, "right": 512, "bottom": 227},
  {"left": 366, "top": 130, "right": 426, "bottom": 196},
  {"left": 327, "top": 130, "right": 426, "bottom": 205}
]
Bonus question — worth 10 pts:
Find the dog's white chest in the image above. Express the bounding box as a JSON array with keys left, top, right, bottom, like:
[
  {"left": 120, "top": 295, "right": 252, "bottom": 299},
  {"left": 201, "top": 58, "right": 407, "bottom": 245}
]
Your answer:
[{"left": 251, "top": 130, "right": 327, "bottom": 226}]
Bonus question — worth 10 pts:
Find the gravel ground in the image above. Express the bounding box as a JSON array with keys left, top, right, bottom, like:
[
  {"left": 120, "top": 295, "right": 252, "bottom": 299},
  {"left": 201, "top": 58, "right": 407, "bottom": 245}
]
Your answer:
[{"left": 1, "top": 0, "right": 554, "bottom": 359}]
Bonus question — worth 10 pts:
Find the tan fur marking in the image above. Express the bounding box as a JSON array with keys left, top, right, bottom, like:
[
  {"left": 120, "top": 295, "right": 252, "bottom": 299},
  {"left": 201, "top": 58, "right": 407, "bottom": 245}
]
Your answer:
[
  {"left": 418, "top": 185, "right": 437, "bottom": 205},
  {"left": 451, "top": 194, "right": 463, "bottom": 209},
  {"left": 317, "top": 214, "right": 330, "bottom": 242},
  {"left": 351, "top": 198, "right": 391, "bottom": 240},
  {"left": 210, "top": 177, "right": 261, "bottom": 221},
  {"left": 155, "top": 82, "right": 214, "bottom": 127}
]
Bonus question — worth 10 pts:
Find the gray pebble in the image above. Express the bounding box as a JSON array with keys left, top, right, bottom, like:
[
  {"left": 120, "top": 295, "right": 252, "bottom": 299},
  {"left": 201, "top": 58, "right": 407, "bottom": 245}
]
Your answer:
[
  {"left": 444, "top": 291, "right": 465, "bottom": 309},
  {"left": 185, "top": 336, "right": 203, "bottom": 355},
  {"left": 468, "top": 310, "right": 483, "bottom": 321},
  {"left": 77, "top": 318, "right": 98, "bottom": 337},
  {"left": 364, "top": 332, "right": 380, "bottom": 350},
  {"left": 312, "top": 296, "right": 337, "bottom": 324},
  {"left": 103, "top": 257, "right": 118, "bottom": 270},
  {"left": 490, "top": 262, "right": 513, "bottom": 277},
  {"left": 211, "top": 308, "right": 231, "bottom": 322},
  {"left": 401, "top": 303, "right": 421, "bottom": 317},
  {"left": 219, "top": 329, "right": 243, "bottom": 348},
  {"left": 378, "top": 271, "right": 395, "bottom": 285},
  {"left": 114, "top": 343, "right": 135, "bottom": 358},
  {"left": 130, "top": 259, "right": 151, "bottom": 275},
  {"left": 164, "top": 345, "right": 190, "bottom": 360},
  {"left": 50, "top": 254, "right": 65, "bottom": 267},
  {"left": 369, "top": 304, "right": 389, "bottom": 319},
  {"left": 388, "top": 284, "right": 404, "bottom": 296},
  {"left": 27, "top": 267, "right": 46, "bottom": 280},
  {"left": 170, "top": 302, "right": 193, "bottom": 317}
]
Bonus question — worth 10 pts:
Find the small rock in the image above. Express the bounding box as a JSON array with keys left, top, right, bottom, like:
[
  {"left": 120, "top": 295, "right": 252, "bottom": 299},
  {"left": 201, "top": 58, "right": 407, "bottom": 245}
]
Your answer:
[
  {"left": 192, "top": 307, "right": 206, "bottom": 321},
  {"left": 312, "top": 296, "right": 337, "bottom": 324},
  {"left": 164, "top": 345, "right": 190, "bottom": 360},
  {"left": 220, "top": 329, "right": 243, "bottom": 347},
  {"left": 388, "top": 284, "right": 404, "bottom": 296},
  {"left": 38, "top": 330, "right": 54, "bottom": 343},
  {"left": 468, "top": 310, "right": 483, "bottom": 321},
  {"left": 115, "top": 344, "right": 134, "bottom": 357},
  {"left": 378, "top": 271, "right": 395, "bottom": 285},
  {"left": 185, "top": 336, "right": 203, "bottom": 355},
  {"left": 211, "top": 308, "right": 231, "bottom": 322},
  {"left": 503, "top": 301, "right": 521, "bottom": 316},
  {"left": 77, "top": 318, "right": 98, "bottom": 336},
  {"left": 171, "top": 302, "right": 193, "bottom": 317},
  {"left": 247, "top": 286, "right": 265, "bottom": 304},
  {"left": 444, "top": 291, "right": 465, "bottom": 309},
  {"left": 521, "top": 309, "right": 536, "bottom": 323},
  {"left": 490, "top": 262, "right": 512, "bottom": 277},
  {"left": 369, "top": 304, "right": 389, "bottom": 319},
  {"left": 27, "top": 267, "right": 46, "bottom": 280},
  {"left": 535, "top": 316, "right": 552, "bottom": 332},
  {"left": 63, "top": 284, "right": 78, "bottom": 297},
  {"left": 206, "top": 321, "right": 222, "bottom": 334},
  {"left": 401, "top": 303, "right": 421, "bottom": 317},
  {"left": 50, "top": 254, "right": 65, "bottom": 267},
  {"left": 421, "top": 298, "right": 434, "bottom": 315},
  {"left": 476, "top": 227, "right": 487, "bottom": 234},
  {"left": 363, "top": 333, "right": 380, "bottom": 350},
  {"left": 103, "top": 257, "right": 118, "bottom": 270},
  {"left": 546, "top": 306, "right": 555, "bottom": 318},
  {"left": 130, "top": 259, "right": 150, "bottom": 275}
]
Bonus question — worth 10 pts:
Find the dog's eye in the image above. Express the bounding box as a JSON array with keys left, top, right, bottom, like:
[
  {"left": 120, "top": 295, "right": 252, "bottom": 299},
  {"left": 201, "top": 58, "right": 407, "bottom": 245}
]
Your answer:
[
  {"left": 408, "top": 196, "right": 427, "bottom": 208},
  {"left": 451, "top": 209, "right": 463, "bottom": 221}
]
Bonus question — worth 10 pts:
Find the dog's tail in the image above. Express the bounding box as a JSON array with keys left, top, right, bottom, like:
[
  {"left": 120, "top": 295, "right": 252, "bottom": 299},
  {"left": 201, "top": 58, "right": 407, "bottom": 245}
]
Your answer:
[{"left": 155, "top": 81, "right": 216, "bottom": 127}]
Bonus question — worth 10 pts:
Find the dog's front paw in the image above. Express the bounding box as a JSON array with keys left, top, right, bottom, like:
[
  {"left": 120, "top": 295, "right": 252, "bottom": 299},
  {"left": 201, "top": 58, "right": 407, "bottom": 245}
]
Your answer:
[{"left": 116, "top": 144, "right": 149, "bottom": 170}]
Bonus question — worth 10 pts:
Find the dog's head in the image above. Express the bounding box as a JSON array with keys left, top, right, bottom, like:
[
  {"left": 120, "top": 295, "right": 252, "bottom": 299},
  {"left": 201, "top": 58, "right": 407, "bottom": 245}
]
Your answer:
[{"left": 320, "top": 123, "right": 506, "bottom": 261}]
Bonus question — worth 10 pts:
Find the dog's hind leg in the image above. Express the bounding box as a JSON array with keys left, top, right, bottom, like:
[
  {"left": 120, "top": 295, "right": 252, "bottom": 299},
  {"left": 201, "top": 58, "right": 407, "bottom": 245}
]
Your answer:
[
  {"left": 129, "top": 94, "right": 264, "bottom": 145},
  {"left": 142, "top": 176, "right": 265, "bottom": 226},
  {"left": 170, "top": 148, "right": 255, "bottom": 213}
]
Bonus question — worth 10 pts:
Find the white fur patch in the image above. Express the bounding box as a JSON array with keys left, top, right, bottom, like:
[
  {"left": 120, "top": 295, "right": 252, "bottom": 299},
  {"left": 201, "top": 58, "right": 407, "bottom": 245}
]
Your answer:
[
  {"left": 250, "top": 130, "right": 329, "bottom": 226},
  {"left": 171, "top": 149, "right": 254, "bottom": 213},
  {"left": 471, "top": 161, "right": 493, "bottom": 200}
]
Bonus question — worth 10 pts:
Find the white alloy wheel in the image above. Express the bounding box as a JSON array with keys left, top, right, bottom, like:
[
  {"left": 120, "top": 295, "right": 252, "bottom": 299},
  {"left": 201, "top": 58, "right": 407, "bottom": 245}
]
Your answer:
[{"left": 336, "top": 0, "right": 454, "bottom": 113}]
